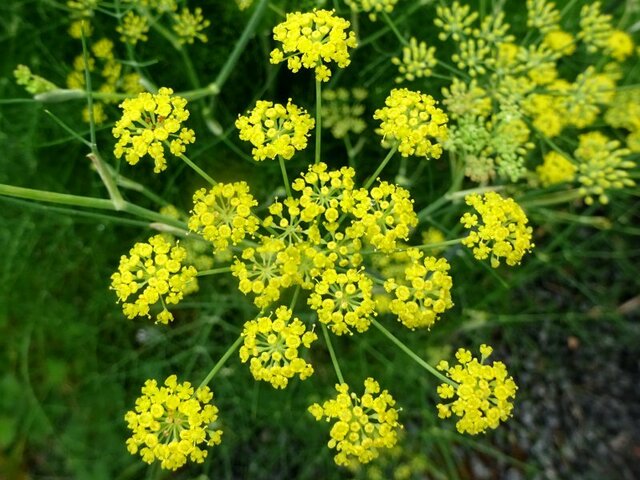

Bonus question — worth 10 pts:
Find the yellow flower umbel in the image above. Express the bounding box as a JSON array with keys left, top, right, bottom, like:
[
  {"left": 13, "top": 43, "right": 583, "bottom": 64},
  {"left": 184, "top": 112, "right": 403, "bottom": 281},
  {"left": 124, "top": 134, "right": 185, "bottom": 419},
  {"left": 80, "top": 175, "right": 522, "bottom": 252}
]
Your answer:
[
  {"left": 578, "top": 1, "right": 613, "bottom": 54},
  {"left": 392, "top": 37, "right": 437, "bottom": 83},
  {"left": 308, "top": 268, "right": 376, "bottom": 335},
  {"left": 117, "top": 11, "right": 150, "bottom": 45},
  {"left": 124, "top": 375, "right": 223, "bottom": 470},
  {"left": 436, "top": 345, "right": 517, "bottom": 435},
  {"left": 536, "top": 151, "right": 577, "bottom": 187},
  {"left": 383, "top": 249, "right": 453, "bottom": 330},
  {"left": 113, "top": 87, "right": 195, "bottom": 173},
  {"left": 110, "top": 235, "right": 197, "bottom": 324},
  {"left": 575, "top": 132, "right": 636, "bottom": 205},
  {"left": 542, "top": 30, "right": 576, "bottom": 56},
  {"left": 606, "top": 30, "right": 635, "bottom": 61},
  {"left": 345, "top": 0, "right": 399, "bottom": 22},
  {"left": 188, "top": 182, "right": 260, "bottom": 252},
  {"left": 236, "top": 99, "right": 315, "bottom": 161},
  {"left": 374, "top": 88, "right": 448, "bottom": 159},
  {"left": 309, "top": 378, "right": 401, "bottom": 466},
  {"left": 269, "top": 9, "right": 357, "bottom": 82},
  {"left": 239, "top": 306, "right": 317, "bottom": 388},
  {"left": 460, "top": 192, "right": 534, "bottom": 268}
]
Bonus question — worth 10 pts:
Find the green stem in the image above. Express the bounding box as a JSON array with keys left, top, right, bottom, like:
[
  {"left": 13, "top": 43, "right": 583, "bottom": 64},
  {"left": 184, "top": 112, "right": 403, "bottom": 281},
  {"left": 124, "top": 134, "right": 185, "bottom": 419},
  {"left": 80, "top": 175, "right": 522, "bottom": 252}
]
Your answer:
[
  {"left": 371, "top": 319, "right": 455, "bottom": 386},
  {"left": 315, "top": 80, "right": 322, "bottom": 164},
  {"left": 197, "top": 267, "right": 232, "bottom": 277},
  {"left": 278, "top": 156, "right": 292, "bottom": 197},
  {"left": 88, "top": 152, "right": 126, "bottom": 210},
  {"left": 176, "top": 152, "right": 217, "bottom": 186},
  {"left": 320, "top": 324, "right": 344, "bottom": 383},
  {"left": 381, "top": 10, "right": 408, "bottom": 45},
  {"left": 0, "top": 184, "right": 187, "bottom": 230},
  {"left": 518, "top": 189, "right": 583, "bottom": 208},
  {"left": 364, "top": 147, "right": 397, "bottom": 189},
  {"left": 197, "top": 335, "right": 243, "bottom": 390}
]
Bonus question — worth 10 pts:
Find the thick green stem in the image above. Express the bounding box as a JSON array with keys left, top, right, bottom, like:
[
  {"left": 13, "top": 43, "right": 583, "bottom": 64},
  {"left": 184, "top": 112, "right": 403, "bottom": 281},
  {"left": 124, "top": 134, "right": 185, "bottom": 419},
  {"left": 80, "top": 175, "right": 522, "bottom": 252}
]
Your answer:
[
  {"left": 88, "top": 153, "right": 126, "bottom": 210},
  {"left": 0, "top": 184, "right": 187, "bottom": 230},
  {"left": 197, "top": 336, "right": 243, "bottom": 390},
  {"left": 321, "top": 324, "right": 344, "bottom": 384},
  {"left": 197, "top": 267, "right": 232, "bottom": 277},
  {"left": 518, "top": 189, "right": 583, "bottom": 208},
  {"left": 315, "top": 80, "right": 322, "bottom": 165},
  {"left": 364, "top": 147, "right": 397, "bottom": 189},
  {"left": 371, "top": 319, "right": 455, "bottom": 386}
]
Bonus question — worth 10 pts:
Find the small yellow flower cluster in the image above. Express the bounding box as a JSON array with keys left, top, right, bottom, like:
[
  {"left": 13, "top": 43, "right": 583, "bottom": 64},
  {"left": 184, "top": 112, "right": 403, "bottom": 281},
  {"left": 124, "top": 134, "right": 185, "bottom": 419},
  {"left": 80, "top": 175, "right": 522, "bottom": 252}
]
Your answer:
[
  {"left": 188, "top": 182, "right": 259, "bottom": 252},
  {"left": 374, "top": 88, "right": 448, "bottom": 159},
  {"left": 67, "top": 0, "right": 98, "bottom": 38},
  {"left": 124, "top": 375, "right": 222, "bottom": 470},
  {"left": 110, "top": 235, "right": 197, "bottom": 324},
  {"left": 383, "top": 248, "right": 453, "bottom": 330},
  {"left": 460, "top": 192, "right": 534, "bottom": 268},
  {"left": 14, "top": 65, "right": 57, "bottom": 95},
  {"left": 113, "top": 87, "right": 195, "bottom": 173},
  {"left": 536, "top": 151, "right": 577, "bottom": 187},
  {"left": 542, "top": 30, "right": 576, "bottom": 56},
  {"left": 575, "top": 132, "right": 636, "bottom": 205},
  {"left": 321, "top": 88, "right": 368, "bottom": 139},
  {"left": 236, "top": 100, "right": 315, "bottom": 161},
  {"left": 173, "top": 8, "right": 211, "bottom": 44},
  {"left": 269, "top": 9, "right": 357, "bottom": 82},
  {"left": 308, "top": 268, "right": 376, "bottom": 335},
  {"left": 392, "top": 37, "right": 437, "bottom": 83},
  {"left": 436, "top": 345, "right": 517, "bottom": 435},
  {"left": 66, "top": 37, "right": 143, "bottom": 124},
  {"left": 349, "top": 181, "right": 418, "bottom": 252},
  {"left": 345, "top": 0, "right": 399, "bottom": 22},
  {"left": 308, "top": 378, "right": 401, "bottom": 466},
  {"left": 239, "top": 306, "right": 317, "bottom": 388},
  {"left": 578, "top": 1, "right": 614, "bottom": 54}
]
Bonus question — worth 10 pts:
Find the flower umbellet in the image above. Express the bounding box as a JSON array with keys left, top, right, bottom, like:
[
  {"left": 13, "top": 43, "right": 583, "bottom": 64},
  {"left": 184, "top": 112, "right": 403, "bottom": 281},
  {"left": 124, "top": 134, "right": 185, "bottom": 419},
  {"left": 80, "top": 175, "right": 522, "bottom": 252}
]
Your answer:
[
  {"left": 239, "top": 306, "right": 317, "bottom": 388},
  {"left": 124, "top": 375, "right": 223, "bottom": 470},
  {"left": 309, "top": 378, "right": 401, "bottom": 466},
  {"left": 460, "top": 192, "right": 534, "bottom": 268},
  {"left": 110, "top": 234, "right": 197, "bottom": 324},
  {"left": 236, "top": 99, "right": 315, "bottom": 161},
  {"left": 113, "top": 87, "right": 195, "bottom": 173},
  {"left": 436, "top": 345, "right": 517, "bottom": 435},
  {"left": 269, "top": 9, "right": 357, "bottom": 82}
]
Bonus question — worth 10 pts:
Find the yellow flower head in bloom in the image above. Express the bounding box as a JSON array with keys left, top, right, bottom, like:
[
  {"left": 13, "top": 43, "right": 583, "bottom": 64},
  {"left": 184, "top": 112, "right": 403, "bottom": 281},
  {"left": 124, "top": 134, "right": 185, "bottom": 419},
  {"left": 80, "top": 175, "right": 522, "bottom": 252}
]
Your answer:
[
  {"left": 347, "top": 181, "right": 418, "bottom": 253},
  {"left": 113, "top": 87, "right": 195, "bottom": 173},
  {"left": 292, "top": 162, "right": 357, "bottom": 224},
  {"left": 231, "top": 236, "right": 286, "bottom": 308},
  {"left": 172, "top": 7, "right": 211, "bottom": 44},
  {"left": 575, "top": 132, "right": 636, "bottom": 205},
  {"left": 383, "top": 248, "right": 453, "bottom": 330},
  {"left": 436, "top": 345, "right": 517, "bottom": 435},
  {"left": 236, "top": 99, "right": 315, "bottom": 161},
  {"left": 321, "top": 88, "right": 368, "bottom": 139},
  {"left": 345, "top": 0, "right": 399, "bottom": 22},
  {"left": 188, "top": 182, "right": 259, "bottom": 252},
  {"left": 460, "top": 192, "right": 534, "bottom": 268},
  {"left": 392, "top": 37, "right": 437, "bottom": 83},
  {"left": 308, "top": 378, "right": 401, "bottom": 466},
  {"left": 606, "top": 30, "right": 635, "bottom": 61},
  {"left": 308, "top": 268, "right": 376, "bottom": 335},
  {"left": 269, "top": 9, "right": 357, "bottom": 82},
  {"left": 374, "top": 88, "right": 448, "bottom": 159},
  {"left": 536, "top": 151, "right": 577, "bottom": 187},
  {"left": 239, "top": 306, "right": 318, "bottom": 389},
  {"left": 110, "top": 235, "right": 197, "bottom": 324},
  {"left": 542, "top": 30, "right": 576, "bottom": 56},
  {"left": 124, "top": 375, "right": 222, "bottom": 470}
]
